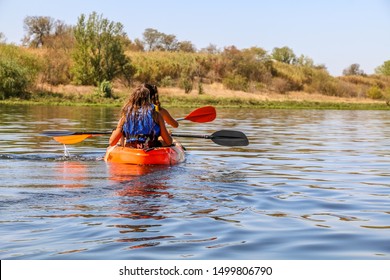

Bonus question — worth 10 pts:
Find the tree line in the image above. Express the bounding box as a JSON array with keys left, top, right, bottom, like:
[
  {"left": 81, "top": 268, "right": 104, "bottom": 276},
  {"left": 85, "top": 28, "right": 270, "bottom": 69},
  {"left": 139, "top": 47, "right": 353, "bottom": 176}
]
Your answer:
[{"left": 1, "top": 12, "right": 389, "bottom": 100}]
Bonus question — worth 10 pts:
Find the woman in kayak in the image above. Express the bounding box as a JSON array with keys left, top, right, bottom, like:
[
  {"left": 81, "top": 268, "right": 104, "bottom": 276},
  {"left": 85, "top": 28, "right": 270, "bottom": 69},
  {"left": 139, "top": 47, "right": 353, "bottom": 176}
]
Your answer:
[
  {"left": 144, "top": 83, "right": 179, "bottom": 128},
  {"left": 109, "top": 84, "right": 173, "bottom": 148}
]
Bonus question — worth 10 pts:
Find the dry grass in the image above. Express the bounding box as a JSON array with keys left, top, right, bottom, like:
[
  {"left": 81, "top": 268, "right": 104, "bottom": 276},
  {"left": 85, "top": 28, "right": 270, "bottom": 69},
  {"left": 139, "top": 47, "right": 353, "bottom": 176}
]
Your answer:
[
  {"left": 37, "top": 83, "right": 96, "bottom": 95},
  {"left": 158, "top": 83, "right": 384, "bottom": 104},
  {"left": 30, "top": 82, "right": 387, "bottom": 109}
]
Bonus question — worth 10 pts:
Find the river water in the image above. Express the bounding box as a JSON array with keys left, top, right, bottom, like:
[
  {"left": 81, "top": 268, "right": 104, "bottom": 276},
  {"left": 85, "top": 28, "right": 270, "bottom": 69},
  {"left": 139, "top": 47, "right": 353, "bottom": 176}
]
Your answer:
[{"left": 0, "top": 104, "right": 389, "bottom": 260}]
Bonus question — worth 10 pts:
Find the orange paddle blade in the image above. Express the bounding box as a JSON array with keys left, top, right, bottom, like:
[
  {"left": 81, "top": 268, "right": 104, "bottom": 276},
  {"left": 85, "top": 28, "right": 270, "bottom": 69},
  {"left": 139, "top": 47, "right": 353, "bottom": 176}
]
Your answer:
[
  {"left": 53, "top": 134, "right": 92, "bottom": 144},
  {"left": 184, "top": 106, "right": 216, "bottom": 123}
]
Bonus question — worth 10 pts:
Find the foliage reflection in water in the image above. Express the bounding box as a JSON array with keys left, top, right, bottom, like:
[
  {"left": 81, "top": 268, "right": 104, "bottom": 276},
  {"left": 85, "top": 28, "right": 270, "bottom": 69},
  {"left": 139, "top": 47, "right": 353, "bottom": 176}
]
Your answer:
[{"left": 0, "top": 105, "right": 389, "bottom": 259}]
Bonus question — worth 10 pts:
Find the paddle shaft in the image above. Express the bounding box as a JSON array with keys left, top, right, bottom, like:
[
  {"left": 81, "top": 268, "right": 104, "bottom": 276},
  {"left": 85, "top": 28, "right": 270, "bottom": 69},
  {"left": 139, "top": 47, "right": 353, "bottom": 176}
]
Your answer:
[
  {"left": 42, "top": 106, "right": 220, "bottom": 145},
  {"left": 171, "top": 133, "right": 211, "bottom": 139},
  {"left": 66, "top": 131, "right": 111, "bottom": 135},
  {"left": 43, "top": 129, "right": 248, "bottom": 146}
]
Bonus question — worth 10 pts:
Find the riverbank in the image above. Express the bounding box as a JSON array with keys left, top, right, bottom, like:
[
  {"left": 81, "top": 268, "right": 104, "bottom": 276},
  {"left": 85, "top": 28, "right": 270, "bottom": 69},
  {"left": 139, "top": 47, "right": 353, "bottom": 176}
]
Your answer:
[
  {"left": 158, "top": 84, "right": 390, "bottom": 110},
  {"left": 1, "top": 83, "right": 389, "bottom": 110}
]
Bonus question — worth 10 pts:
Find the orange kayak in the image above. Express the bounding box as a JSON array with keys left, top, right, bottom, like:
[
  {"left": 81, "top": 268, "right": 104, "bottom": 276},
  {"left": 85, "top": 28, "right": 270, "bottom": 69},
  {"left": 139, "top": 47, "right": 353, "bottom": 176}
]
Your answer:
[{"left": 103, "top": 141, "right": 185, "bottom": 165}]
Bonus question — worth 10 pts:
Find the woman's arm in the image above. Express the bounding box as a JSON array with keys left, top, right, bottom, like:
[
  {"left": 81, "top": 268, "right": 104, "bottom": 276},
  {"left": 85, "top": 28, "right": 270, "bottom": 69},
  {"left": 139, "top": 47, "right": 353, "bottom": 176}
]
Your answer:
[
  {"left": 157, "top": 112, "right": 173, "bottom": 146},
  {"left": 109, "top": 117, "right": 125, "bottom": 146},
  {"left": 159, "top": 107, "right": 179, "bottom": 128}
]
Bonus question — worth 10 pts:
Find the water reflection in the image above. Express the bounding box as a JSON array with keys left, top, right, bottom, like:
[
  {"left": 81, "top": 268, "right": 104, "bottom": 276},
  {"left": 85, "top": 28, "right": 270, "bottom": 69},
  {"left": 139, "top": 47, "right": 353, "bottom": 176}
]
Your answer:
[
  {"left": 107, "top": 163, "right": 175, "bottom": 250},
  {"left": 1, "top": 105, "right": 390, "bottom": 259},
  {"left": 107, "top": 163, "right": 163, "bottom": 182},
  {"left": 54, "top": 161, "right": 89, "bottom": 188}
]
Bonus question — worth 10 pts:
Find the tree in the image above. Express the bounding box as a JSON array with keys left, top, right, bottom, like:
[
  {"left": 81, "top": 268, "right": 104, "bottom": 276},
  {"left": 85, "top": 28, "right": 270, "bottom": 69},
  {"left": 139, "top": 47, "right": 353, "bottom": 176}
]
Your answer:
[
  {"left": 121, "top": 37, "right": 145, "bottom": 52},
  {"left": 375, "top": 60, "right": 390, "bottom": 76},
  {"left": 133, "top": 38, "right": 145, "bottom": 51},
  {"left": 271, "top": 46, "right": 297, "bottom": 64},
  {"left": 72, "top": 12, "right": 133, "bottom": 86},
  {"left": 296, "top": 55, "right": 314, "bottom": 67},
  {"left": 0, "top": 32, "right": 6, "bottom": 44},
  {"left": 23, "top": 16, "right": 55, "bottom": 47},
  {"left": 43, "top": 21, "right": 74, "bottom": 49},
  {"left": 160, "top": 34, "right": 178, "bottom": 51},
  {"left": 200, "top": 44, "right": 219, "bottom": 54},
  {"left": 241, "top": 47, "right": 272, "bottom": 81},
  {"left": 143, "top": 28, "right": 162, "bottom": 51},
  {"left": 221, "top": 46, "right": 271, "bottom": 80},
  {"left": 40, "top": 22, "right": 75, "bottom": 85},
  {"left": 142, "top": 28, "right": 193, "bottom": 52},
  {"left": 343, "top": 63, "right": 365, "bottom": 76},
  {"left": 178, "top": 41, "right": 196, "bottom": 52},
  {"left": 22, "top": 16, "right": 72, "bottom": 49}
]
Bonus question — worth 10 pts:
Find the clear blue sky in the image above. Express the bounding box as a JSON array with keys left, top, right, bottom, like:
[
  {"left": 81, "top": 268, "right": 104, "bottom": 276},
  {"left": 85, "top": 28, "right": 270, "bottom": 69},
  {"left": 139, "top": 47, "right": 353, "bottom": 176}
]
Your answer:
[{"left": 0, "top": 0, "right": 389, "bottom": 76}]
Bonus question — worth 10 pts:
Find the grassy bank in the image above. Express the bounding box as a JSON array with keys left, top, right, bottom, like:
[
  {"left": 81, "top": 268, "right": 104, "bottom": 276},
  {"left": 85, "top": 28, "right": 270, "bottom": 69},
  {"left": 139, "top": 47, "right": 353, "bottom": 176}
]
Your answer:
[
  {"left": 2, "top": 43, "right": 390, "bottom": 110},
  {"left": 1, "top": 83, "right": 389, "bottom": 110},
  {"left": 162, "top": 96, "right": 390, "bottom": 110},
  {"left": 157, "top": 84, "right": 390, "bottom": 110}
]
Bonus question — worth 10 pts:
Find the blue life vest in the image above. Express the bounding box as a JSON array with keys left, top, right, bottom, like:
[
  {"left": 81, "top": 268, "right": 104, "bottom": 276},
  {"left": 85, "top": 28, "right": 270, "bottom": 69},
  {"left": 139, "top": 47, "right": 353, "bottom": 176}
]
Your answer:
[{"left": 122, "top": 104, "right": 161, "bottom": 144}]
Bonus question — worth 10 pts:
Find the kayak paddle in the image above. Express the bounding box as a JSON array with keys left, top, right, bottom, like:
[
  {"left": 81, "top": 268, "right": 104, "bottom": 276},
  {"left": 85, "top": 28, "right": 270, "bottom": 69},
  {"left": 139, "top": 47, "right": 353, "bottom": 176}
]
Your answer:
[
  {"left": 42, "top": 129, "right": 249, "bottom": 146},
  {"left": 40, "top": 131, "right": 112, "bottom": 144},
  {"left": 172, "top": 130, "right": 249, "bottom": 147},
  {"left": 41, "top": 106, "right": 216, "bottom": 144},
  {"left": 176, "top": 105, "right": 216, "bottom": 123}
]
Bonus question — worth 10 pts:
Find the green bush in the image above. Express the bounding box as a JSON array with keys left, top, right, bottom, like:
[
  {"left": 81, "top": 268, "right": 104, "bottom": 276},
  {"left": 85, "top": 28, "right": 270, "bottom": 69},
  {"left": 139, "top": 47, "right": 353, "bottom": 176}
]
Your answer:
[
  {"left": 160, "top": 76, "right": 174, "bottom": 87},
  {"left": 222, "top": 74, "right": 249, "bottom": 92},
  {"left": 198, "top": 81, "right": 205, "bottom": 95},
  {"left": 0, "top": 59, "right": 29, "bottom": 99},
  {"left": 366, "top": 85, "right": 383, "bottom": 99},
  {"left": 382, "top": 88, "right": 390, "bottom": 103},
  {"left": 375, "top": 60, "right": 390, "bottom": 76},
  {"left": 271, "top": 61, "right": 307, "bottom": 91},
  {"left": 304, "top": 69, "right": 340, "bottom": 96},
  {"left": 0, "top": 45, "right": 41, "bottom": 99},
  {"left": 179, "top": 74, "right": 193, "bottom": 93},
  {"left": 99, "top": 80, "right": 113, "bottom": 98},
  {"left": 129, "top": 51, "right": 198, "bottom": 84}
]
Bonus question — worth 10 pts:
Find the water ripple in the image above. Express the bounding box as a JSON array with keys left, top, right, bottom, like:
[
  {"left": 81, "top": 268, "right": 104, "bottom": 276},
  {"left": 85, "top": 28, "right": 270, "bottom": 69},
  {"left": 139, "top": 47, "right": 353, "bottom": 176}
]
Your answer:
[{"left": 1, "top": 106, "right": 390, "bottom": 259}]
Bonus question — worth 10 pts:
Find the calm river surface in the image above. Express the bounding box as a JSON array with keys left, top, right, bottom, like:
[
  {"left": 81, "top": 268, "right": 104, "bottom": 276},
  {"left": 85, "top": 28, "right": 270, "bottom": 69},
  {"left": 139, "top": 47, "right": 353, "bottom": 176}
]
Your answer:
[{"left": 0, "top": 104, "right": 389, "bottom": 260}]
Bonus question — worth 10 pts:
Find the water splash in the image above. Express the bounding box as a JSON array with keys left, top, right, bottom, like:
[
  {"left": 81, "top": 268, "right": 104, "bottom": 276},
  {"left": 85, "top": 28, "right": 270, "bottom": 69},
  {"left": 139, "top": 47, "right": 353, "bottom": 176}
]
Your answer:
[{"left": 63, "top": 144, "right": 71, "bottom": 157}]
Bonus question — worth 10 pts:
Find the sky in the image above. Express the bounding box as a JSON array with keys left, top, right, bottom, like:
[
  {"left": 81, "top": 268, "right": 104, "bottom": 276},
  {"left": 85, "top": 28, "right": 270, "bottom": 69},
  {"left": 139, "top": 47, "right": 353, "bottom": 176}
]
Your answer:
[{"left": 0, "top": 0, "right": 389, "bottom": 76}]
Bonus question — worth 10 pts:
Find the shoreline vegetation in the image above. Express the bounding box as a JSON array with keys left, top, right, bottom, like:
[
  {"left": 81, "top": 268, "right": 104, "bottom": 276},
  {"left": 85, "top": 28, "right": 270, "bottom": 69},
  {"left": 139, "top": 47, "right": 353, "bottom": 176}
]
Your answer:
[
  {"left": 1, "top": 12, "right": 390, "bottom": 110},
  {"left": 1, "top": 82, "right": 389, "bottom": 110}
]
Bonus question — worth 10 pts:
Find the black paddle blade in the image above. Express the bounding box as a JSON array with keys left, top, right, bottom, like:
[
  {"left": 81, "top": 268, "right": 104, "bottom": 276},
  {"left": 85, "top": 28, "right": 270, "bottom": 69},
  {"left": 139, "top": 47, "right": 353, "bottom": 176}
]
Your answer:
[{"left": 210, "top": 130, "right": 249, "bottom": 146}]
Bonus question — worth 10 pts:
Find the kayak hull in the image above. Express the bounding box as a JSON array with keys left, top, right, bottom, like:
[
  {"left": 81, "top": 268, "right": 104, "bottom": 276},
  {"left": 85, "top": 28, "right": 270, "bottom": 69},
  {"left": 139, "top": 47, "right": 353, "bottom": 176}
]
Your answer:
[{"left": 104, "top": 141, "right": 185, "bottom": 165}]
